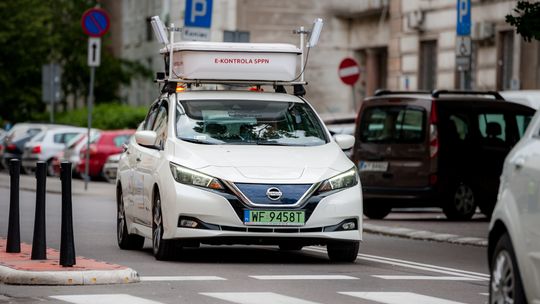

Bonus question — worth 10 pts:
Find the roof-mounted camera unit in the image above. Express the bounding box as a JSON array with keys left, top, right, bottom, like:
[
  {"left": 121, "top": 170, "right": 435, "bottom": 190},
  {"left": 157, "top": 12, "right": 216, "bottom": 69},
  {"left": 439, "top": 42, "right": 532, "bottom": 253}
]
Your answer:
[
  {"left": 150, "top": 16, "right": 169, "bottom": 45},
  {"left": 308, "top": 18, "right": 323, "bottom": 48}
]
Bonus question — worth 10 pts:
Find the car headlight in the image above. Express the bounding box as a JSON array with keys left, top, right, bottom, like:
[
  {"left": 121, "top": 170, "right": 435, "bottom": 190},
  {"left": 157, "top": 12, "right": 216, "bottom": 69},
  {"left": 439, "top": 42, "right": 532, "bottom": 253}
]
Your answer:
[
  {"left": 169, "top": 162, "right": 224, "bottom": 190},
  {"left": 318, "top": 167, "right": 358, "bottom": 192}
]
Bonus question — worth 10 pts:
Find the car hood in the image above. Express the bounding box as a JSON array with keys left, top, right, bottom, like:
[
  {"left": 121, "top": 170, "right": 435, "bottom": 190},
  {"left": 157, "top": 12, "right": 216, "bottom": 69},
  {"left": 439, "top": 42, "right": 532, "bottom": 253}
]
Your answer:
[{"left": 170, "top": 141, "right": 353, "bottom": 184}]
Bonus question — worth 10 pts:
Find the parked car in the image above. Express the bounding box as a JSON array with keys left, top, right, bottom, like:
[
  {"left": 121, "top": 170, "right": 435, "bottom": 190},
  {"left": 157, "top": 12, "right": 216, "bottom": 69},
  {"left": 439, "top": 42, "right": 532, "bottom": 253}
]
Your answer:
[
  {"left": 500, "top": 90, "right": 540, "bottom": 110},
  {"left": 0, "top": 130, "right": 7, "bottom": 170},
  {"left": 22, "top": 126, "right": 87, "bottom": 175},
  {"left": 103, "top": 153, "right": 121, "bottom": 183},
  {"left": 488, "top": 110, "right": 540, "bottom": 303},
  {"left": 59, "top": 130, "right": 100, "bottom": 177},
  {"left": 353, "top": 90, "right": 535, "bottom": 220},
  {"left": 321, "top": 113, "right": 356, "bottom": 159},
  {"left": 1, "top": 123, "right": 57, "bottom": 171},
  {"left": 77, "top": 130, "right": 134, "bottom": 179}
]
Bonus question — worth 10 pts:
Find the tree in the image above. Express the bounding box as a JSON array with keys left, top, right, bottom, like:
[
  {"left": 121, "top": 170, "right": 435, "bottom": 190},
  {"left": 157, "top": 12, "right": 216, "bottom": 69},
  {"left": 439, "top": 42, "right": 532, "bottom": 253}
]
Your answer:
[
  {"left": 0, "top": 0, "right": 151, "bottom": 122},
  {"left": 506, "top": 1, "right": 540, "bottom": 42}
]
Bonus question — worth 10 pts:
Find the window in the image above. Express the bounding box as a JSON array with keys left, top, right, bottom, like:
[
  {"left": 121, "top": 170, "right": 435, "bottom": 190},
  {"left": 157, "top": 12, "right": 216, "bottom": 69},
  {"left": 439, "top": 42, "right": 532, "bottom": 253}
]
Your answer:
[
  {"left": 360, "top": 106, "right": 426, "bottom": 143},
  {"left": 113, "top": 135, "right": 131, "bottom": 148},
  {"left": 498, "top": 31, "right": 514, "bottom": 90},
  {"left": 478, "top": 114, "right": 506, "bottom": 142},
  {"left": 152, "top": 101, "right": 168, "bottom": 148},
  {"left": 223, "top": 31, "right": 250, "bottom": 42},
  {"left": 419, "top": 40, "right": 438, "bottom": 90},
  {"left": 449, "top": 115, "right": 469, "bottom": 140},
  {"left": 176, "top": 100, "right": 327, "bottom": 146},
  {"left": 144, "top": 103, "right": 159, "bottom": 130}
]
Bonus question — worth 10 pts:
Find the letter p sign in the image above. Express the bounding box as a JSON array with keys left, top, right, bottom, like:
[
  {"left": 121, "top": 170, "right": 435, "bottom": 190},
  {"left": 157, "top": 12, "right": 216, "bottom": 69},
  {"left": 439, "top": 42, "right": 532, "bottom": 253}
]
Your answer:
[
  {"left": 185, "top": 0, "right": 213, "bottom": 28},
  {"left": 456, "top": 0, "right": 471, "bottom": 36}
]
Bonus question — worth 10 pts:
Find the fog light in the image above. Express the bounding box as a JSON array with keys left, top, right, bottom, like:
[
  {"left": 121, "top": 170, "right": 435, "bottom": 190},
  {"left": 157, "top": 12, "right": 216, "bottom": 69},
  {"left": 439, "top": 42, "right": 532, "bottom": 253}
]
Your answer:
[
  {"left": 180, "top": 219, "right": 198, "bottom": 228},
  {"left": 341, "top": 222, "right": 356, "bottom": 230}
]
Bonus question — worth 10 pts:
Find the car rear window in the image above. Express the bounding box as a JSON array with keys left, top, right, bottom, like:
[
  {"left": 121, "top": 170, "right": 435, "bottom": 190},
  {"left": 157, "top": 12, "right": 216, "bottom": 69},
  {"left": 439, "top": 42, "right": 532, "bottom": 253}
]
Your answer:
[{"left": 360, "top": 106, "right": 426, "bottom": 143}]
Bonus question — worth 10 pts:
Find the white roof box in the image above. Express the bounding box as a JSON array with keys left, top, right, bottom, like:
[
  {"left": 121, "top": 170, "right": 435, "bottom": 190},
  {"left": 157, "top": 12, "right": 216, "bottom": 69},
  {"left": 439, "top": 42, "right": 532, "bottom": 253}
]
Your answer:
[{"left": 160, "top": 42, "right": 301, "bottom": 82}]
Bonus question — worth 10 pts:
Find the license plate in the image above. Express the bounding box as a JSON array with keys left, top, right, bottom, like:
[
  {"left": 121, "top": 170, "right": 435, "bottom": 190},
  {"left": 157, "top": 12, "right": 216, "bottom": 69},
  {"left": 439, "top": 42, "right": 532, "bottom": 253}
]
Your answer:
[
  {"left": 244, "top": 210, "right": 305, "bottom": 226},
  {"left": 359, "top": 161, "right": 388, "bottom": 172}
]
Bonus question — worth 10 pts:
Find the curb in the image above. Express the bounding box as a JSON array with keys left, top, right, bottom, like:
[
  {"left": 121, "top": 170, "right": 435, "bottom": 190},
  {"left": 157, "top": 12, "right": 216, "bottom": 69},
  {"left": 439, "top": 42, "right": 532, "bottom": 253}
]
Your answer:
[
  {"left": 363, "top": 223, "right": 488, "bottom": 247},
  {"left": 0, "top": 265, "right": 140, "bottom": 285}
]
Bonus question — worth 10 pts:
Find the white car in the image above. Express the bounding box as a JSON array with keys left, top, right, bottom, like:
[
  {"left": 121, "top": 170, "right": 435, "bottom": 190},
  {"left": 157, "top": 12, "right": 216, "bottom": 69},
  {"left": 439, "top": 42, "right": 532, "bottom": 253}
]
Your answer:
[
  {"left": 488, "top": 110, "right": 540, "bottom": 303},
  {"left": 500, "top": 90, "right": 540, "bottom": 110},
  {"left": 116, "top": 90, "right": 363, "bottom": 261},
  {"left": 22, "top": 126, "right": 87, "bottom": 175}
]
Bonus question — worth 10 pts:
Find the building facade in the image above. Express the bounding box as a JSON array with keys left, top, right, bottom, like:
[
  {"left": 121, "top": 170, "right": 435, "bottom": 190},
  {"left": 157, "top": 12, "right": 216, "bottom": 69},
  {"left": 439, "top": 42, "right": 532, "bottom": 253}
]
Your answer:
[{"left": 107, "top": 0, "right": 540, "bottom": 115}]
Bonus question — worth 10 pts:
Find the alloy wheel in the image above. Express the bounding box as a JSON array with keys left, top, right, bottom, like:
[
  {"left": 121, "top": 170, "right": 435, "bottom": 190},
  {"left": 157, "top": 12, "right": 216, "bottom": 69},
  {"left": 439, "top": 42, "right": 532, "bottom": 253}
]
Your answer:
[
  {"left": 117, "top": 192, "right": 126, "bottom": 243},
  {"left": 152, "top": 196, "right": 163, "bottom": 255},
  {"left": 454, "top": 183, "right": 475, "bottom": 215},
  {"left": 491, "top": 250, "right": 515, "bottom": 304}
]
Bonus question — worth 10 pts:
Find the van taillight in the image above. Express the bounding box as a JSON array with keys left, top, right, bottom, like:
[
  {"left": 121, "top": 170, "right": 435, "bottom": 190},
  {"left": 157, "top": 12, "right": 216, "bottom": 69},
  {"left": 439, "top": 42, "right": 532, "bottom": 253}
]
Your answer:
[
  {"left": 7, "top": 144, "right": 16, "bottom": 151},
  {"left": 429, "top": 101, "right": 439, "bottom": 158}
]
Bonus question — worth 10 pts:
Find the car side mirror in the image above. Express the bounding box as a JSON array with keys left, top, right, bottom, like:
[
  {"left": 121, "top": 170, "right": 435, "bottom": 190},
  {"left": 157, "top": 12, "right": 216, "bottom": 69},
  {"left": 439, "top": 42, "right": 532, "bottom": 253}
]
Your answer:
[
  {"left": 334, "top": 134, "right": 355, "bottom": 150},
  {"left": 135, "top": 130, "right": 158, "bottom": 149}
]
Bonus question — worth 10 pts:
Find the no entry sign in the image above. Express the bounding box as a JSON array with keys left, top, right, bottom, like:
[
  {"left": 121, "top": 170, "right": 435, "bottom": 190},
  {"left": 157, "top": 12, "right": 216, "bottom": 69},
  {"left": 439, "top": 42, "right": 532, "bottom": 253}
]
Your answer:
[
  {"left": 338, "top": 58, "right": 360, "bottom": 86},
  {"left": 81, "top": 8, "right": 110, "bottom": 37}
]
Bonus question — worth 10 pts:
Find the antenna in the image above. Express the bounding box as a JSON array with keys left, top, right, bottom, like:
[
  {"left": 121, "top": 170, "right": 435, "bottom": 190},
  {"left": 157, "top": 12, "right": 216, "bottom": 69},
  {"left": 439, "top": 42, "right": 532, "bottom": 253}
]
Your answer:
[
  {"left": 308, "top": 18, "right": 323, "bottom": 48},
  {"left": 150, "top": 16, "right": 169, "bottom": 45}
]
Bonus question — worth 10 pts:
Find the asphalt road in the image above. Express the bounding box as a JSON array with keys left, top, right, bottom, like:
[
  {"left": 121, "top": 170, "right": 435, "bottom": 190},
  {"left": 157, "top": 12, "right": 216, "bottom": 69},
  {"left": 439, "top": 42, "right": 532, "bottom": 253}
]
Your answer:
[{"left": 0, "top": 186, "right": 489, "bottom": 304}]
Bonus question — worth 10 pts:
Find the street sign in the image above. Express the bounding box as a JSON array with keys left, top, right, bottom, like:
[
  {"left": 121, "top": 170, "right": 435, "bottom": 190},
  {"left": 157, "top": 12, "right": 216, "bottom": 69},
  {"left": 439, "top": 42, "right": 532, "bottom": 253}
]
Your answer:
[
  {"left": 456, "top": 0, "right": 471, "bottom": 36},
  {"left": 338, "top": 58, "right": 360, "bottom": 86},
  {"left": 456, "top": 36, "right": 472, "bottom": 57},
  {"left": 456, "top": 56, "right": 471, "bottom": 71},
  {"left": 81, "top": 8, "right": 110, "bottom": 37},
  {"left": 42, "top": 64, "right": 62, "bottom": 103},
  {"left": 88, "top": 38, "right": 101, "bottom": 67},
  {"left": 183, "top": 0, "right": 213, "bottom": 41}
]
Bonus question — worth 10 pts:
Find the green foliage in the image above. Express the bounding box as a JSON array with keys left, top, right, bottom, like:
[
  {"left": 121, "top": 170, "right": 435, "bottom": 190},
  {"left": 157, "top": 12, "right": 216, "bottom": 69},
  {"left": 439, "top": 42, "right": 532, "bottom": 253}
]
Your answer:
[
  {"left": 506, "top": 1, "right": 540, "bottom": 42},
  {"left": 0, "top": 1, "right": 152, "bottom": 122},
  {"left": 32, "top": 103, "right": 147, "bottom": 130}
]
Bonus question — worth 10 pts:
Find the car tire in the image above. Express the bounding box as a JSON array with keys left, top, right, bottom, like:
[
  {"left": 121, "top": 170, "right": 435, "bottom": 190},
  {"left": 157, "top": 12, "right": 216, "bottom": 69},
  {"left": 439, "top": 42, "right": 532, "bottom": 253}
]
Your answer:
[
  {"left": 152, "top": 191, "right": 176, "bottom": 261},
  {"left": 327, "top": 241, "right": 359, "bottom": 262},
  {"left": 363, "top": 201, "right": 391, "bottom": 219},
  {"left": 278, "top": 243, "right": 303, "bottom": 251},
  {"left": 117, "top": 188, "right": 144, "bottom": 250},
  {"left": 489, "top": 233, "right": 526, "bottom": 304},
  {"left": 46, "top": 159, "right": 56, "bottom": 177},
  {"left": 442, "top": 181, "right": 477, "bottom": 220}
]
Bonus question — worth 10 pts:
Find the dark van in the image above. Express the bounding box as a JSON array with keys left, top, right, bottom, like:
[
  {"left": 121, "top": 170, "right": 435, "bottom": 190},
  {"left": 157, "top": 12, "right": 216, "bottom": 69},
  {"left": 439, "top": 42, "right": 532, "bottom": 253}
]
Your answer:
[{"left": 353, "top": 90, "right": 534, "bottom": 220}]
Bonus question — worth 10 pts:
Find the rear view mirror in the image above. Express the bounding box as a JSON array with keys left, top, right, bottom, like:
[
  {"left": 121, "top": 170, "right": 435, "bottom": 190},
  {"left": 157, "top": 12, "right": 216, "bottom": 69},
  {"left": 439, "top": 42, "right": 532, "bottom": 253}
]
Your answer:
[
  {"left": 334, "top": 134, "right": 355, "bottom": 150},
  {"left": 135, "top": 130, "right": 158, "bottom": 149}
]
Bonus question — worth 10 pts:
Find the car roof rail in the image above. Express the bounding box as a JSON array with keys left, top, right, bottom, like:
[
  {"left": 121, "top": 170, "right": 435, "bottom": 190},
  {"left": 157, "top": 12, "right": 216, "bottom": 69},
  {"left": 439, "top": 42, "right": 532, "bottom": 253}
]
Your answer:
[
  {"left": 374, "top": 89, "right": 431, "bottom": 96},
  {"left": 431, "top": 90, "right": 505, "bottom": 100}
]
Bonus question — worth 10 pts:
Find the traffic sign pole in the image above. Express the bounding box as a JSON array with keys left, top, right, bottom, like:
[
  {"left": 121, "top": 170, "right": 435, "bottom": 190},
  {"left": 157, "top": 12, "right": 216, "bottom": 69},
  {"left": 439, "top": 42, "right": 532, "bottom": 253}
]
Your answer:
[{"left": 85, "top": 66, "right": 94, "bottom": 191}]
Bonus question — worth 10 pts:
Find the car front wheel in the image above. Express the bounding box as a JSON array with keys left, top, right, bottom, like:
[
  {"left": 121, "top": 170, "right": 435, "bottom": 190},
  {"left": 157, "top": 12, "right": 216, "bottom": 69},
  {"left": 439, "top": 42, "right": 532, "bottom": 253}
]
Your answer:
[
  {"left": 363, "top": 200, "right": 391, "bottom": 219},
  {"left": 152, "top": 191, "right": 176, "bottom": 261},
  {"left": 327, "top": 241, "right": 359, "bottom": 262},
  {"left": 490, "top": 233, "right": 526, "bottom": 304}
]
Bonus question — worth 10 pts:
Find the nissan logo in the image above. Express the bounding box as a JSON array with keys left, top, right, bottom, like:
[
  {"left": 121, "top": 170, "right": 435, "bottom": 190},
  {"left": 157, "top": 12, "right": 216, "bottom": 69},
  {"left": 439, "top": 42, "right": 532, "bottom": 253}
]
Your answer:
[{"left": 266, "top": 187, "right": 283, "bottom": 201}]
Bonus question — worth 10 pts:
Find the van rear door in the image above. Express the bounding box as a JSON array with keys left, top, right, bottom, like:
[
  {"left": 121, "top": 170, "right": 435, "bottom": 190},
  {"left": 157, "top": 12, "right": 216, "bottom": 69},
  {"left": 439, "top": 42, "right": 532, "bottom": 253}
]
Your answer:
[{"left": 355, "top": 101, "right": 431, "bottom": 191}]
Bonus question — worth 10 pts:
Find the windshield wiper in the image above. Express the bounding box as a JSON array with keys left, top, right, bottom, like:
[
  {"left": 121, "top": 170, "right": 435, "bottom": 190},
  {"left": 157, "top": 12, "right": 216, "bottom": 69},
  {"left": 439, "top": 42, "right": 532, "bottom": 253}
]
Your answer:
[
  {"left": 255, "top": 140, "right": 292, "bottom": 146},
  {"left": 180, "top": 138, "right": 216, "bottom": 145}
]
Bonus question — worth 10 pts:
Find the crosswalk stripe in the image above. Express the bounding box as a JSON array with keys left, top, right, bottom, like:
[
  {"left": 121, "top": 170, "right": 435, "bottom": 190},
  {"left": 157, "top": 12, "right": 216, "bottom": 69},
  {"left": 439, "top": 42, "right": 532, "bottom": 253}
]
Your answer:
[
  {"left": 250, "top": 275, "right": 358, "bottom": 280},
  {"left": 200, "top": 292, "right": 321, "bottom": 304},
  {"left": 372, "top": 275, "right": 482, "bottom": 281},
  {"left": 339, "top": 292, "right": 466, "bottom": 304},
  {"left": 140, "top": 276, "right": 226, "bottom": 281},
  {"left": 51, "top": 294, "right": 164, "bottom": 304}
]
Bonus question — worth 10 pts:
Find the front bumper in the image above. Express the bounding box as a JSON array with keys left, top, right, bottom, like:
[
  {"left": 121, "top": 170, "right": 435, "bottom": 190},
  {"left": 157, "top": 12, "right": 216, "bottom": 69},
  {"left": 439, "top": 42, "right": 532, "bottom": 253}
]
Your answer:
[{"left": 157, "top": 178, "right": 363, "bottom": 244}]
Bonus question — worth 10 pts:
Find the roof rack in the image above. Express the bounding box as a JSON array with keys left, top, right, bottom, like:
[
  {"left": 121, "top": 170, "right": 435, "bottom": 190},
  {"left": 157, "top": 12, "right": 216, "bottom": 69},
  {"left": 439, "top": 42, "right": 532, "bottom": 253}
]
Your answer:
[
  {"left": 431, "top": 90, "right": 505, "bottom": 100},
  {"left": 374, "top": 89, "right": 431, "bottom": 96}
]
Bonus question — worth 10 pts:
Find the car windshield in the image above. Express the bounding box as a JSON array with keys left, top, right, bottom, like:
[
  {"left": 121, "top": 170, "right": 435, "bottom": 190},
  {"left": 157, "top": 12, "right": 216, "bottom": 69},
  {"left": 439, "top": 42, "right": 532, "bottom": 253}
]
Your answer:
[{"left": 176, "top": 99, "right": 328, "bottom": 146}]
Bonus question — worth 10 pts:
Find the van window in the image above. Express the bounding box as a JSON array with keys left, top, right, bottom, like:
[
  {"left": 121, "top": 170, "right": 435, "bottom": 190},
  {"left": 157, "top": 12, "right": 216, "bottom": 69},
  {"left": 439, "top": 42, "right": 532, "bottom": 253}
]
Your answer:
[
  {"left": 516, "top": 115, "right": 532, "bottom": 137},
  {"left": 360, "top": 106, "right": 425, "bottom": 143},
  {"left": 478, "top": 114, "right": 506, "bottom": 141}
]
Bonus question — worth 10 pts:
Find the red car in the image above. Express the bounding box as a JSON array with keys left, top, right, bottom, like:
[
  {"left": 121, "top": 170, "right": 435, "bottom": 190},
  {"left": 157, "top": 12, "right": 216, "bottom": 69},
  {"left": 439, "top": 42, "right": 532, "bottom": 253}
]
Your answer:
[{"left": 77, "top": 130, "right": 134, "bottom": 179}]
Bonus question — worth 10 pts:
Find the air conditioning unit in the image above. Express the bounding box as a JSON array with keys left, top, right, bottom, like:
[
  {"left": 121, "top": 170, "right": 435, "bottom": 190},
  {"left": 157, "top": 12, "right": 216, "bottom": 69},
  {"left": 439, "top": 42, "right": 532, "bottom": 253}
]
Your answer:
[
  {"left": 472, "top": 21, "right": 495, "bottom": 41},
  {"left": 407, "top": 10, "right": 425, "bottom": 31}
]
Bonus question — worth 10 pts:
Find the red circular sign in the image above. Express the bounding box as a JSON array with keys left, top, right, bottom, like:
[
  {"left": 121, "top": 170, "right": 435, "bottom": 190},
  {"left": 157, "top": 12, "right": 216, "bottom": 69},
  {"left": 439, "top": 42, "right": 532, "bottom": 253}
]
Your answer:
[
  {"left": 81, "top": 8, "right": 110, "bottom": 37},
  {"left": 338, "top": 58, "right": 360, "bottom": 86}
]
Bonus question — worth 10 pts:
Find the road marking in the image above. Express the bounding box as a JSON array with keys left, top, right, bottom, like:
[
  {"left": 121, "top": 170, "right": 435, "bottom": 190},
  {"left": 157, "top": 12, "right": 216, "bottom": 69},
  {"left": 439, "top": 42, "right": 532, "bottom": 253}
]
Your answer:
[
  {"left": 51, "top": 294, "right": 164, "bottom": 304},
  {"left": 250, "top": 275, "right": 358, "bottom": 280},
  {"left": 373, "top": 275, "right": 482, "bottom": 281},
  {"left": 339, "top": 292, "right": 466, "bottom": 304},
  {"left": 140, "top": 276, "right": 226, "bottom": 281},
  {"left": 200, "top": 292, "right": 321, "bottom": 304},
  {"left": 304, "top": 247, "right": 489, "bottom": 281}
]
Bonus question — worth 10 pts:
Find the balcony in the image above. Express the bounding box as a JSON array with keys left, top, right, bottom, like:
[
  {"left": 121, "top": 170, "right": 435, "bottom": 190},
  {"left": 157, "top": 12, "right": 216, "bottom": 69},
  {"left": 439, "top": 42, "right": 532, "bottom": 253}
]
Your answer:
[{"left": 325, "top": 0, "right": 389, "bottom": 18}]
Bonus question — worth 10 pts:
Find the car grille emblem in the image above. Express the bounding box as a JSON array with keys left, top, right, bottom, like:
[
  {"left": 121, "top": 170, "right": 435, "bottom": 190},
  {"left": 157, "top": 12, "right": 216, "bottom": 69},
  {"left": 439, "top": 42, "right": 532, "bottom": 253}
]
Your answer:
[{"left": 266, "top": 187, "right": 283, "bottom": 201}]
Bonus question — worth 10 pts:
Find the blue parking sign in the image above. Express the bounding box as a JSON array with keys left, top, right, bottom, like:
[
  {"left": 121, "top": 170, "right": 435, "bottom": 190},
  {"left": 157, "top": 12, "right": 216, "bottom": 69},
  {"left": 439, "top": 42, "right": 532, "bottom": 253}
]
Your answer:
[
  {"left": 185, "top": 0, "right": 213, "bottom": 28},
  {"left": 456, "top": 0, "right": 471, "bottom": 36}
]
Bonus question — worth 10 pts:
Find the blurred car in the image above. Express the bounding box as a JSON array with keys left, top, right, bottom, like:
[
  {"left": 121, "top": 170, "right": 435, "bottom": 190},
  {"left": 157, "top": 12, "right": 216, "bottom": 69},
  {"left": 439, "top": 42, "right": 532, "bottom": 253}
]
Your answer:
[
  {"left": 0, "top": 130, "right": 7, "bottom": 170},
  {"left": 59, "top": 130, "right": 100, "bottom": 177},
  {"left": 353, "top": 90, "right": 534, "bottom": 220},
  {"left": 77, "top": 130, "right": 134, "bottom": 179},
  {"left": 488, "top": 110, "right": 540, "bottom": 303},
  {"left": 102, "top": 153, "right": 121, "bottom": 183},
  {"left": 500, "top": 90, "right": 540, "bottom": 111},
  {"left": 1, "top": 123, "right": 57, "bottom": 171},
  {"left": 22, "top": 126, "right": 86, "bottom": 175},
  {"left": 321, "top": 113, "right": 356, "bottom": 159}
]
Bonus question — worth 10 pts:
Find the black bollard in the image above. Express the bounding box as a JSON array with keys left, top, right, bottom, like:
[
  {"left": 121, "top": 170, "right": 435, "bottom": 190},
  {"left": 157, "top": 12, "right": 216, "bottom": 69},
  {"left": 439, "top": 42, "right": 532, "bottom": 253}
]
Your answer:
[
  {"left": 59, "top": 162, "right": 76, "bottom": 267},
  {"left": 31, "top": 161, "right": 47, "bottom": 260},
  {"left": 6, "top": 159, "right": 21, "bottom": 253}
]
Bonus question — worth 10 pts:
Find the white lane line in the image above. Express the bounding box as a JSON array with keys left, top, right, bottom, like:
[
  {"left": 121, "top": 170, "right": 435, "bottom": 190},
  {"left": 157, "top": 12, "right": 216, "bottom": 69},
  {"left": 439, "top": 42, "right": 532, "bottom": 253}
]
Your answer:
[
  {"left": 373, "top": 275, "right": 482, "bottom": 281},
  {"left": 200, "top": 292, "right": 322, "bottom": 304},
  {"left": 339, "top": 292, "right": 466, "bottom": 304},
  {"left": 51, "top": 294, "right": 164, "bottom": 304},
  {"left": 250, "top": 275, "right": 358, "bottom": 280},
  {"left": 140, "top": 276, "right": 226, "bottom": 281},
  {"left": 304, "top": 247, "right": 489, "bottom": 281}
]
